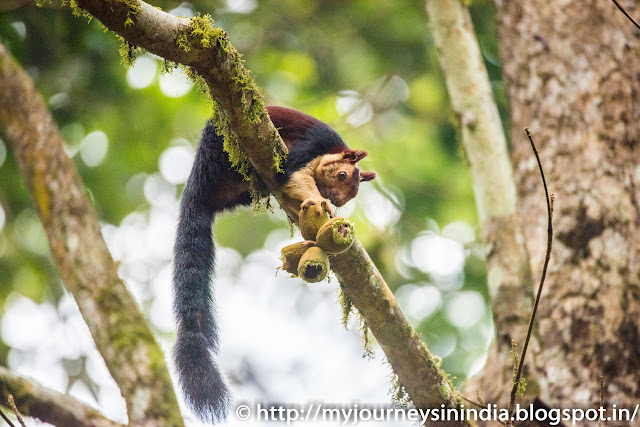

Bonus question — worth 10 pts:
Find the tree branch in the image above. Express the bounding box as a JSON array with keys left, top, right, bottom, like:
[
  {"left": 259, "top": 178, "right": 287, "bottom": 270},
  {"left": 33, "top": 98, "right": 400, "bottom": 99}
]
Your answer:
[
  {"left": 71, "top": 0, "right": 468, "bottom": 422},
  {"left": 610, "top": 0, "right": 640, "bottom": 31},
  {"left": 425, "top": 0, "right": 534, "bottom": 402},
  {"left": 0, "top": 366, "right": 123, "bottom": 427},
  {"left": 0, "top": 42, "right": 183, "bottom": 426},
  {"left": 75, "top": 0, "right": 288, "bottom": 191}
]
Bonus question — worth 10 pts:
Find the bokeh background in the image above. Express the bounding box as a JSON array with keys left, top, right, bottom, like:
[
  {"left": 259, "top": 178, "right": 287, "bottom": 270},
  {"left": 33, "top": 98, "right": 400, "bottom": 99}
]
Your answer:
[{"left": 0, "top": 0, "right": 508, "bottom": 425}]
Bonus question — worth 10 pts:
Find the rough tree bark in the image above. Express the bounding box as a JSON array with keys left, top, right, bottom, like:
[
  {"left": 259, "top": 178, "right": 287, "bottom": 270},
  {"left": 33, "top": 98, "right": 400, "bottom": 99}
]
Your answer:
[
  {"left": 0, "top": 41, "right": 183, "bottom": 427},
  {"left": 425, "top": 0, "right": 535, "bottom": 409},
  {"left": 0, "top": 366, "right": 123, "bottom": 427},
  {"left": 471, "top": 0, "right": 640, "bottom": 424}
]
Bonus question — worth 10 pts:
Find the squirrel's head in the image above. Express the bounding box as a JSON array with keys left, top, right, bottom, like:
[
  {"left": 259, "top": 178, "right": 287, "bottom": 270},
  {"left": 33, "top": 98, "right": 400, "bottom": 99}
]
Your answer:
[{"left": 315, "top": 150, "right": 376, "bottom": 207}]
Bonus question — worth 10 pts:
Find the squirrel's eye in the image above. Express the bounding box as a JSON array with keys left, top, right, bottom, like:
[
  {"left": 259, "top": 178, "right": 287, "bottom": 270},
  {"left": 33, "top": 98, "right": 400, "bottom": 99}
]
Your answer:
[{"left": 338, "top": 171, "right": 348, "bottom": 180}]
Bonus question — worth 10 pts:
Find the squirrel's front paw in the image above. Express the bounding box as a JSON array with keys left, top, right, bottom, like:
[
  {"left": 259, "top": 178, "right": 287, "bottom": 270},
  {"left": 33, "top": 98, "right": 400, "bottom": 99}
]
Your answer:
[{"left": 301, "top": 197, "right": 333, "bottom": 215}]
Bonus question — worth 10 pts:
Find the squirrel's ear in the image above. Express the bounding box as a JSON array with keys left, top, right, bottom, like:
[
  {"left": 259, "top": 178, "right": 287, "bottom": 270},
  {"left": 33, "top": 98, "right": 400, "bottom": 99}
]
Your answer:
[
  {"left": 360, "top": 171, "right": 376, "bottom": 182},
  {"left": 342, "top": 150, "right": 368, "bottom": 164}
]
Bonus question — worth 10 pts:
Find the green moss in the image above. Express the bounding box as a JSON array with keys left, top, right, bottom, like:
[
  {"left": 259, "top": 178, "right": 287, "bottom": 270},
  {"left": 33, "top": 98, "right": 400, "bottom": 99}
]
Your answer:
[
  {"left": 439, "top": 382, "right": 451, "bottom": 401},
  {"left": 176, "top": 32, "right": 190, "bottom": 52},
  {"left": 60, "top": 0, "right": 83, "bottom": 16},
  {"left": 388, "top": 368, "right": 411, "bottom": 407},
  {"left": 211, "top": 102, "right": 249, "bottom": 177},
  {"left": 369, "top": 274, "right": 377, "bottom": 287},
  {"left": 69, "top": 0, "right": 82, "bottom": 16},
  {"left": 38, "top": 0, "right": 90, "bottom": 19},
  {"left": 118, "top": 0, "right": 141, "bottom": 12},
  {"left": 177, "top": 14, "right": 227, "bottom": 53},
  {"left": 335, "top": 292, "right": 373, "bottom": 357},
  {"left": 515, "top": 377, "right": 527, "bottom": 397},
  {"left": 270, "top": 128, "right": 286, "bottom": 173},
  {"left": 338, "top": 286, "right": 353, "bottom": 329},
  {"left": 217, "top": 46, "right": 285, "bottom": 176},
  {"left": 208, "top": 100, "right": 263, "bottom": 208},
  {"left": 173, "top": 13, "right": 286, "bottom": 199},
  {"left": 511, "top": 338, "right": 526, "bottom": 396},
  {"left": 115, "top": 0, "right": 142, "bottom": 25},
  {"left": 58, "top": 0, "right": 141, "bottom": 52},
  {"left": 98, "top": 288, "right": 184, "bottom": 425},
  {"left": 432, "top": 353, "right": 443, "bottom": 368},
  {"left": 191, "top": 14, "right": 224, "bottom": 49},
  {"left": 161, "top": 59, "right": 179, "bottom": 75},
  {"left": 107, "top": 316, "right": 148, "bottom": 354},
  {"left": 118, "top": 39, "right": 142, "bottom": 68},
  {"left": 359, "top": 316, "right": 374, "bottom": 359},
  {"left": 421, "top": 340, "right": 461, "bottom": 405},
  {"left": 183, "top": 65, "right": 212, "bottom": 104},
  {"left": 248, "top": 172, "right": 271, "bottom": 212},
  {"left": 177, "top": 25, "right": 280, "bottom": 204},
  {"left": 511, "top": 338, "right": 527, "bottom": 396}
]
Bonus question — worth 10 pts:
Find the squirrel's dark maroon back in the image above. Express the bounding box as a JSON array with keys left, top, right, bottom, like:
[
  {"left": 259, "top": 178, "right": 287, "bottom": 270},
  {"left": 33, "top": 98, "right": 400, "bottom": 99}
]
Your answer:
[{"left": 267, "top": 106, "right": 350, "bottom": 183}]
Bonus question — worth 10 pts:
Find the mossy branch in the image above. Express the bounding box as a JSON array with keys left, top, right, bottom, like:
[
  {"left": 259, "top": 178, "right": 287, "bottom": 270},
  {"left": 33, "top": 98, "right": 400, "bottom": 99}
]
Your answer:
[
  {"left": 75, "top": 0, "right": 287, "bottom": 191},
  {"left": 0, "top": 41, "right": 183, "bottom": 426},
  {"left": 0, "top": 366, "right": 123, "bottom": 427},
  {"left": 70, "top": 0, "right": 468, "bottom": 422}
]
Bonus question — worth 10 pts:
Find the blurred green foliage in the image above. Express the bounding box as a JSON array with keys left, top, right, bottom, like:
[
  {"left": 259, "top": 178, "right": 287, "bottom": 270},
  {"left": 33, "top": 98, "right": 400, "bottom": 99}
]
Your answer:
[{"left": 0, "top": 0, "right": 508, "bottom": 390}]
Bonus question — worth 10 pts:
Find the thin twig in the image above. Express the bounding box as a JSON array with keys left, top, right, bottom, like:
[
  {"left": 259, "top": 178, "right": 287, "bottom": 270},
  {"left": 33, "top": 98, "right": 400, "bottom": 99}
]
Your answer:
[
  {"left": 475, "top": 390, "right": 485, "bottom": 407},
  {"left": 7, "top": 397, "right": 25, "bottom": 427},
  {"left": 610, "top": 0, "right": 640, "bottom": 31},
  {"left": 508, "top": 129, "right": 554, "bottom": 422},
  {"left": 459, "top": 394, "right": 484, "bottom": 410},
  {"left": 0, "top": 408, "right": 15, "bottom": 427},
  {"left": 0, "top": 366, "right": 124, "bottom": 427},
  {"left": 599, "top": 375, "right": 604, "bottom": 427}
]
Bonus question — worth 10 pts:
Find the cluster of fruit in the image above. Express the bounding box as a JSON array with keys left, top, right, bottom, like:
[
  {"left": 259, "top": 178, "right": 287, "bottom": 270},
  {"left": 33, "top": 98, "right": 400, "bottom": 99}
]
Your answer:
[{"left": 280, "top": 206, "right": 355, "bottom": 283}]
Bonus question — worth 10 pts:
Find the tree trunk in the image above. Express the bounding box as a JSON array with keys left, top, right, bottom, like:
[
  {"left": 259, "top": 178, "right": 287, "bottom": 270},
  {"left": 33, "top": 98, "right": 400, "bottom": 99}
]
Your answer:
[{"left": 473, "top": 0, "right": 640, "bottom": 424}]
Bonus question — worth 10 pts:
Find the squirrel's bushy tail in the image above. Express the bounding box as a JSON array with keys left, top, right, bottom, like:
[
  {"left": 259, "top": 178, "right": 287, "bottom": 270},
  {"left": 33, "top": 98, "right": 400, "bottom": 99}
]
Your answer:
[{"left": 172, "top": 123, "right": 231, "bottom": 423}]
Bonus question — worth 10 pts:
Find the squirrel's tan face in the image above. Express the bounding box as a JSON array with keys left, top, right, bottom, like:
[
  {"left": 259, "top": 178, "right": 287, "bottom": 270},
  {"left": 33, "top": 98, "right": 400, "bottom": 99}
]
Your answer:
[{"left": 315, "top": 151, "right": 376, "bottom": 207}]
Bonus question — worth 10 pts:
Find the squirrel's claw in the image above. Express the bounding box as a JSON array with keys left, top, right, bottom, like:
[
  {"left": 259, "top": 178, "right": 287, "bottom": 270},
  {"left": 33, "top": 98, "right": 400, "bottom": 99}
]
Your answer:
[{"left": 301, "top": 197, "right": 333, "bottom": 215}]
